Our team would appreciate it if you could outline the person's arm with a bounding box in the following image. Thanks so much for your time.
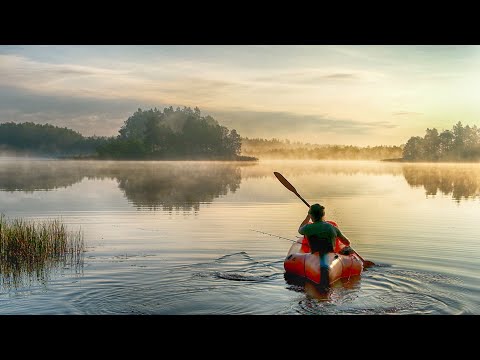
[298,213,311,235]
[335,227,351,246]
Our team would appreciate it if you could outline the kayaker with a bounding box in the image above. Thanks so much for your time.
[298,203,352,288]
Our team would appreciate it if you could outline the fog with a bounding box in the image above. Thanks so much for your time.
[1,159,479,205]
[241,138,402,160]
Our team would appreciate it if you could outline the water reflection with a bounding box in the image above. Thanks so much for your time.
[0,256,84,291]
[402,164,480,201]
[0,160,83,191]
[1,159,478,314]
[284,273,362,302]
[116,163,242,211]
[0,160,245,211]
[241,160,404,179]
[1,160,479,209]
[0,214,85,292]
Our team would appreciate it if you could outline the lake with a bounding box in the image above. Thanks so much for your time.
[0,159,478,314]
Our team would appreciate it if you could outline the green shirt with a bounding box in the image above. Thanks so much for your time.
[298,221,343,250]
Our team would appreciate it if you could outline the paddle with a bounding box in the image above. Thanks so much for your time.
[273,171,375,268]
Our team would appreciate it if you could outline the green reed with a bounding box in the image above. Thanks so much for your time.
[0,215,84,288]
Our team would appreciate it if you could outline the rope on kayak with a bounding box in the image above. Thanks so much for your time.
[249,229,300,243]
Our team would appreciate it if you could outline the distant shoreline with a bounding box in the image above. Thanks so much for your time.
[381,158,404,162]
[69,154,259,162]
[381,158,480,163]
[4,155,480,163]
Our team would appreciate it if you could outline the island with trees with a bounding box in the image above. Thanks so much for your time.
[96,106,252,160]
[0,106,255,161]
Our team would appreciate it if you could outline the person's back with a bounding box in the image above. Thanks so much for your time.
[298,204,351,288]
[298,221,337,254]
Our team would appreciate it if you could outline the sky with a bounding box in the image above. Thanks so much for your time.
[1,45,480,146]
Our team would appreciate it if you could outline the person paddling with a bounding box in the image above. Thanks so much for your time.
[298,203,353,288]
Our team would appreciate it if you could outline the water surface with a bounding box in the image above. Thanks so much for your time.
[0,159,478,314]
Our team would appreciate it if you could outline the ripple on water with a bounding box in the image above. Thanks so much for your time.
[61,251,287,314]
[10,250,473,315]
[279,261,475,315]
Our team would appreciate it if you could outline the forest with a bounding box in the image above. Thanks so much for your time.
[402,122,480,161]
[0,122,107,156]
[4,109,477,162]
[0,106,253,161]
[96,106,250,160]
[242,137,403,160]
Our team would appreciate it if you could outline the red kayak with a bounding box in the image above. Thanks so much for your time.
[284,221,363,285]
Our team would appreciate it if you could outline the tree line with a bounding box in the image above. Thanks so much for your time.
[3,110,477,162]
[242,137,403,160]
[96,106,249,160]
[0,106,254,160]
[0,122,107,156]
[403,122,480,161]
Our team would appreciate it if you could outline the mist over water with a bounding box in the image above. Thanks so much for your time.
[0,159,478,314]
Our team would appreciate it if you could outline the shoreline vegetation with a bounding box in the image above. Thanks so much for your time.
[0,215,85,286]
[1,106,479,162]
[241,138,403,160]
[70,154,258,161]
[402,122,480,162]
[0,106,255,161]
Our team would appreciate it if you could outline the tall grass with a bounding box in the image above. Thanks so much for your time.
[0,215,84,288]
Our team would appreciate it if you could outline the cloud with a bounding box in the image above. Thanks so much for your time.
[0,85,157,136]
[393,111,424,116]
[50,68,99,76]
[0,54,127,90]
[210,109,397,141]
[0,84,397,142]
[159,77,245,100]
[0,54,248,105]
[254,71,360,85]
[322,73,358,79]
[0,50,397,143]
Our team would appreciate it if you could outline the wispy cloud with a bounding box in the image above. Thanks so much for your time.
[211,109,397,140]
[393,111,424,116]
[0,84,397,141]
[323,73,357,79]
[0,54,249,104]
[0,85,152,136]
[253,70,371,86]
[0,54,127,85]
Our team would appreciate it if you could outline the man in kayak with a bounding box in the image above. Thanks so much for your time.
[298,203,352,288]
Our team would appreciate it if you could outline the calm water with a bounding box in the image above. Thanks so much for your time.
[0,159,479,314]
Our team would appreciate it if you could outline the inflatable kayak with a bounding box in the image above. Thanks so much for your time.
[284,221,363,285]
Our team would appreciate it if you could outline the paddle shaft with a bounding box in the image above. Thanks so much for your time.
[294,191,310,208]
[273,171,372,266]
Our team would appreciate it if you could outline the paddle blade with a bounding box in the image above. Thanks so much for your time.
[362,260,375,269]
[273,172,297,193]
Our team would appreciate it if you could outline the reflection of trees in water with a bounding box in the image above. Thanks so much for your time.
[402,164,480,201]
[241,161,404,179]
[0,161,85,191]
[3,160,478,208]
[116,163,242,211]
[0,215,85,291]
[1,256,84,291]
[244,162,480,202]
[0,160,243,211]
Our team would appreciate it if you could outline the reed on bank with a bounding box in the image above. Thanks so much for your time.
[0,215,84,282]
